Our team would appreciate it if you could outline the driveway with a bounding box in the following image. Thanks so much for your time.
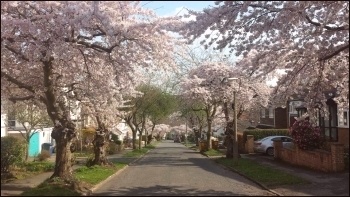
[92,140,275,196]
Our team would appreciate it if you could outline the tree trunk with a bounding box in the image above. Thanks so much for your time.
[50,121,76,180]
[207,119,212,150]
[90,128,111,166]
[132,130,137,149]
[25,140,29,162]
[225,121,234,158]
[138,132,142,150]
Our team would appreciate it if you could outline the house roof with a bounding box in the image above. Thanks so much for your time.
[111,128,123,135]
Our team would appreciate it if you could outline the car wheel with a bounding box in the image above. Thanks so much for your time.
[266,147,274,156]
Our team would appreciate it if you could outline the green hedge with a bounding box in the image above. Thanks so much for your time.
[243,129,290,142]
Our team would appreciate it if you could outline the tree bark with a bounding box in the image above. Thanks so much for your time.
[225,121,234,158]
[206,118,212,150]
[90,127,111,166]
[50,121,76,180]
[223,102,233,158]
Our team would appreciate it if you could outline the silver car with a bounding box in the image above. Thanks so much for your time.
[253,136,293,156]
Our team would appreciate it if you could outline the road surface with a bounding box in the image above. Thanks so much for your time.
[92,140,275,196]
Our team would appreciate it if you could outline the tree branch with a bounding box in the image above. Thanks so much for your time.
[302,11,349,31]
[1,71,35,93]
[3,45,30,61]
[319,43,349,61]
[9,95,35,102]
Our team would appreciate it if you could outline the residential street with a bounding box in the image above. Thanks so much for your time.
[92,140,275,196]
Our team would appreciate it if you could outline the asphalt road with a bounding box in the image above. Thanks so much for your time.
[92,140,275,196]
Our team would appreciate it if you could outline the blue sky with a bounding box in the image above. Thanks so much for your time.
[141,1,216,16]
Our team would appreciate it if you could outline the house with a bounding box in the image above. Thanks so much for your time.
[1,98,8,137]
[1,113,6,137]
[259,91,349,147]
[111,119,133,141]
[258,94,308,129]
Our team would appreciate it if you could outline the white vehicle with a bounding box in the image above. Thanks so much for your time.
[253,136,293,156]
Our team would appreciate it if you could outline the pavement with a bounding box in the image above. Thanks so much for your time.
[1,146,349,196]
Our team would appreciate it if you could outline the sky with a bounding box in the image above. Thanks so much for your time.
[141,1,216,17]
[141,1,280,86]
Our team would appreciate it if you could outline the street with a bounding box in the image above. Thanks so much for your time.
[92,140,275,196]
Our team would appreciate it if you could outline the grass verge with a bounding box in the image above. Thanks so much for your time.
[2,161,55,183]
[20,142,156,196]
[21,162,128,196]
[123,143,156,158]
[75,163,127,185]
[214,157,309,188]
[204,149,224,157]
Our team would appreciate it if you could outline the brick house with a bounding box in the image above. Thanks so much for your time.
[259,92,349,147]
[259,98,303,129]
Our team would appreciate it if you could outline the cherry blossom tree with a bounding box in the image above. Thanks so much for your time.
[178,1,349,120]
[1,1,179,181]
[151,124,170,140]
[77,63,127,166]
[180,62,270,153]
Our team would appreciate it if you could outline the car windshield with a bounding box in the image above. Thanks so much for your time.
[260,137,271,141]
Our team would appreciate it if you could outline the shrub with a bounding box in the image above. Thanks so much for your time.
[115,140,122,145]
[243,129,289,142]
[1,136,26,173]
[36,150,51,161]
[107,143,118,155]
[289,119,324,150]
[110,133,119,143]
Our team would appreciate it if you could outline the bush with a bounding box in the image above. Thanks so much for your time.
[107,143,118,155]
[115,140,122,145]
[243,129,289,142]
[36,150,51,161]
[289,119,324,150]
[110,133,119,143]
[1,136,26,173]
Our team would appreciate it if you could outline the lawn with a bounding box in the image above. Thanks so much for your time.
[2,161,55,183]
[18,142,159,196]
[75,163,127,185]
[214,157,309,187]
[123,144,156,158]
[204,149,224,156]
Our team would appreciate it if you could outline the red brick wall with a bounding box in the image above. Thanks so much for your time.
[274,141,345,172]
[338,127,349,147]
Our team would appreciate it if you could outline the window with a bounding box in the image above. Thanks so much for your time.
[338,108,349,128]
[319,99,338,142]
[261,108,265,118]
[8,120,15,127]
[269,108,274,118]
[289,102,298,114]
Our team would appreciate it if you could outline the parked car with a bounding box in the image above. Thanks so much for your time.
[253,136,293,156]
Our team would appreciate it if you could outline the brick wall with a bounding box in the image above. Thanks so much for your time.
[338,127,349,148]
[274,141,345,172]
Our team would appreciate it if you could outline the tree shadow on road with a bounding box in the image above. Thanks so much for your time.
[93,185,241,196]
